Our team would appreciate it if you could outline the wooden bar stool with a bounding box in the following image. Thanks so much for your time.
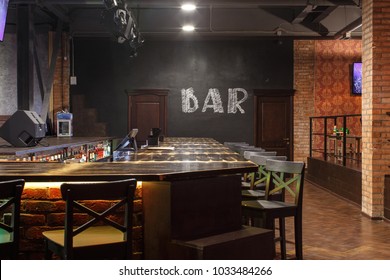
[241,155,287,200]
[238,146,265,156]
[241,151,277,189]
[242,159,305,259]
[229,143,251,153]
[42,178,137,260]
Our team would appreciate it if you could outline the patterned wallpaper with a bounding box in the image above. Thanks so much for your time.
[314,40,362,116]
[312,40,362,156]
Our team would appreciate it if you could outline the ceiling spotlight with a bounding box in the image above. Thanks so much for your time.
[182,25,195,32]
[181,3,196,11]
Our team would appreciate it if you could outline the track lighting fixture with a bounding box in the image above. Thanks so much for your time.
[102,0,144,58]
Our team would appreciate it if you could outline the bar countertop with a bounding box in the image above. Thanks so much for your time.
[0,137,257,182]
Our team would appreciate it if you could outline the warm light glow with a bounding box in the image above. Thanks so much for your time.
[25,182,64,188]
[182,25,195,32]
[181,3,196,11]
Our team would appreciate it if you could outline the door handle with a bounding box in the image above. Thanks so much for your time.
[282,138,290,141]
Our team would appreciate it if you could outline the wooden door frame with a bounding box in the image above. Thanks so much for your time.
[126,89,169,135]
[253,89,295,160]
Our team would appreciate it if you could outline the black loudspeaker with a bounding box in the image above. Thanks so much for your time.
[0,110,46,147]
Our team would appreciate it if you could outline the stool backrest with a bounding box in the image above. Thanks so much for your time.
[225,143,250,153]
[249,155,286,187]
[239,147,266,156]
[224,142,248,147]
[60,178,137,259]
[247,152,279,162]
[0,179,25,259]
[264,159,305,206]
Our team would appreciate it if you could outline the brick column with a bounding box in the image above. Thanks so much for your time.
[293,40,315,163]
[53,33,70,115]
[49,32,70,134]
[361,0,390,218]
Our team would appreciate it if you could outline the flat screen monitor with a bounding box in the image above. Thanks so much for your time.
[351,62,362,95]
[0,0,9,42]
[115,128,138,151]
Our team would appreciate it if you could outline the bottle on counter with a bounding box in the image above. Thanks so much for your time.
[333,125,338,135]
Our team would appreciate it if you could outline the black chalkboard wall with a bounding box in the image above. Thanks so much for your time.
[71,38,293,144]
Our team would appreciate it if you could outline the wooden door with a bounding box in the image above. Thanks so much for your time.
[127,89,168,146]
[254,89,294,160]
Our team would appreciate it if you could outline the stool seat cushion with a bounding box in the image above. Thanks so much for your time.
[42,226,125,248]
[241,190,266,200]
[0,228,11,243]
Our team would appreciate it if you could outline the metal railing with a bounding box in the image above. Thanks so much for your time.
[309,114,362,167]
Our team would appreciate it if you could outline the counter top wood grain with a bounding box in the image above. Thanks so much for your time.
[0,137,257,182]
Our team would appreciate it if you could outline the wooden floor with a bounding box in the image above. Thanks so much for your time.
[280,180,390,260]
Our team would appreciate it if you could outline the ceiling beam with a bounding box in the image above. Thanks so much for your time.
[9,0,360,7]
[311,6,338,23]
[292,5,314,24]
[128,0,360,6]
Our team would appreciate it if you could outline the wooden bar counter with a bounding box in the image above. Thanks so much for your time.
[0,137,256,181]
[0,137,274,259]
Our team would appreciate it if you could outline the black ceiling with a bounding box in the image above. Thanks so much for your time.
[6,0,362,40]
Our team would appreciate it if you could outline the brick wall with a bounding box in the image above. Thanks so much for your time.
[293,40,363,164]
[18,184,144,259]
[293,40,315,163]
[361,0,390,218]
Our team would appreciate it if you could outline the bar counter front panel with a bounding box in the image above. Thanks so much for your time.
[0,137,269,259]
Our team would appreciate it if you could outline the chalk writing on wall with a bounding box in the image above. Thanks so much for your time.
[181,87,199,113]
[181,87,248,114]
[202,88,224,113]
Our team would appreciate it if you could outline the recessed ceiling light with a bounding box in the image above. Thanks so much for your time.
[181,3,196,11]
[182,25,195,32]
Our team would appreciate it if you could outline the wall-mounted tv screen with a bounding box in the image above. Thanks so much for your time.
[0,0,9,42]
[351,62,362,95]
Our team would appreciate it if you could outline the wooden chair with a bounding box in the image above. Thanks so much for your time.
[238,146,265,156]
[242,159,305,259]
[241,151,277,188]
[224,142,252,153]
[42,178,137,260]
[241,155,287,200]
[0,179,25,260]
[243,150,275,160]
[223,141,248,147]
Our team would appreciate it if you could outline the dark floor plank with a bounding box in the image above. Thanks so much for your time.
[279,180,390,260]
